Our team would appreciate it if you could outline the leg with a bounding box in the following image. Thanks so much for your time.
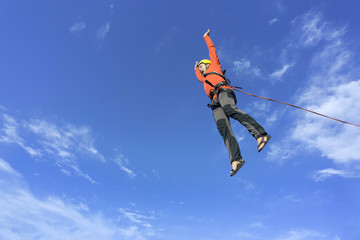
[212,106,242,163]
[218,90,267,140]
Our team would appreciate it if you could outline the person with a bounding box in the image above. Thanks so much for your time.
[194,29,271,177]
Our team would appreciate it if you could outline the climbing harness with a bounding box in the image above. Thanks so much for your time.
[231,87,360,127]
[204,70,241,88]
[204,71,242,99]
[203,71,236,108]
[205,79,228,99]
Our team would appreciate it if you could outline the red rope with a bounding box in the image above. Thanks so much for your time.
[232,87,360,127]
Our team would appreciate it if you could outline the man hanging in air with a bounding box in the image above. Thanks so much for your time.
[195,29,271,177]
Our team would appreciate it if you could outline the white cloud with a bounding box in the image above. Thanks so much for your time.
[269,18,279,25]
[0,113,106,183]
[235,223,331,240]
[266,141,298,164]
[236,136,244,142]
[242,99,282,128]
[299,12,324,46]
[270,63,293,80]
[293,11,346,48]
[291,81,360,164]
[274,229,326,240]
[266,110,280,125]
[118,208,155,228]
[114,153,136,178]
[233,58,262,78]
[311,168,360,182]
[249,221,267,228]
[234,58,251,71]
[97,22,110,40]
[0,158,20,177]
[267,11,360,176]
[0,159,158,240]
[70,21,86,33]
[0,114,41,157]
[309,40,350,78]
[246,101,271,114]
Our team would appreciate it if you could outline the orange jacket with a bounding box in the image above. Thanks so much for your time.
[195,35,233,100]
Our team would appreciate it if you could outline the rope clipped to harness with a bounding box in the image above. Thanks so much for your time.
[204,71,243,89]
[232,87,360,127]
[203,70,243,109]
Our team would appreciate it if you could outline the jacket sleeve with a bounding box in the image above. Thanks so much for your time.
[195,67,206,83]
[204,35,220,66]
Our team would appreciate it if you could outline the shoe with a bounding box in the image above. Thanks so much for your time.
[230,158,245,177]
[257,135,271,152]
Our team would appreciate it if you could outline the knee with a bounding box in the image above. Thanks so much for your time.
[222,104,235,116]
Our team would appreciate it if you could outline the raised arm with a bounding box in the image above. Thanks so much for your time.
[203,30,220,66]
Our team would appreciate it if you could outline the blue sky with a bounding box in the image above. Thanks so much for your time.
[1,0,360,239]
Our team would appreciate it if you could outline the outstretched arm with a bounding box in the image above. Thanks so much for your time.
[203,29,221,67]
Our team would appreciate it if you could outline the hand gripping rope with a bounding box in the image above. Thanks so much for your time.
[231,86,360,127]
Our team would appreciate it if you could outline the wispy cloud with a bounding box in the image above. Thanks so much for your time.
[266,11,360,177]
[266,141,298,164]
[311,168,360,182]
[235,222,331,240]
[97,22,111,40]
[0,114,41,157]
[70,21,86,33]
[292,81,360,163]
[269,18,279,25]
[113,152,136,178]
[292,11,347,49]
[249,221,267,229]
[234,58,251,71]
[233,58,262,78]
[274,229,326,240]
[270,63,293,80]
[0,113,105,183]
[0,158,20,177]
[118,208,155,229]
[0,159,160,240]
[298,12,325,47]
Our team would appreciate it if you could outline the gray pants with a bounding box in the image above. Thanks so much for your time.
[211,89,267,163]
